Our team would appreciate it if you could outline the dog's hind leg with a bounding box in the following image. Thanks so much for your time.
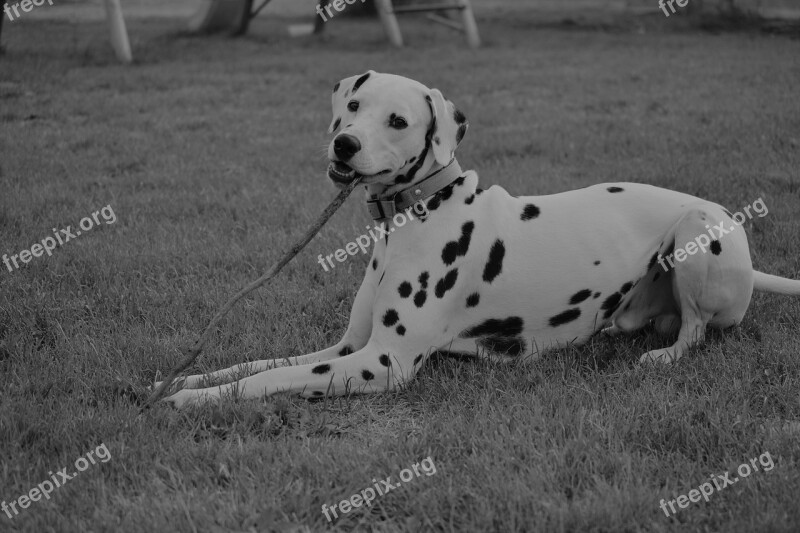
[640,205,753,363]
[155,260,380,390]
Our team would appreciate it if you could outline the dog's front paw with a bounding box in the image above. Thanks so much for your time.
[162,389,219,409]
[151,376,187,394]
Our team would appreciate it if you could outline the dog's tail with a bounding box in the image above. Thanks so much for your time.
[753,271,800,295]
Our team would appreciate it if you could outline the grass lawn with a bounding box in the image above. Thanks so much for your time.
[1,8,799,532]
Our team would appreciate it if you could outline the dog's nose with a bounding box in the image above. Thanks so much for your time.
[333,134,361,161]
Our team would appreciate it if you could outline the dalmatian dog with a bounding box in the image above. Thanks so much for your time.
[161,71,800,408]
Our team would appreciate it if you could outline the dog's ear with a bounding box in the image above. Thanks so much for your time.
[426,88,469,165]
[328,70,376,134]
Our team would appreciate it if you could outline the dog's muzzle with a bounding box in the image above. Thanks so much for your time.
[329,134,362,183]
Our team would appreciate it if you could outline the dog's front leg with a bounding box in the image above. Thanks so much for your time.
[155,253,380,390]
[163,339,429,408]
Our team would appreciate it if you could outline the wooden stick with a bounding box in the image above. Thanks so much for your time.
[143,177,362,409]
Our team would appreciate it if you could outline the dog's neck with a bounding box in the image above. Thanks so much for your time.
[363,158,463,221]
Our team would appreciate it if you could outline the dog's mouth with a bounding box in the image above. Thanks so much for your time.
[328,161,392,184]
[328,161,358,183]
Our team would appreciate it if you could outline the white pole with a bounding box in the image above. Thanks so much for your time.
[104,0,132,63]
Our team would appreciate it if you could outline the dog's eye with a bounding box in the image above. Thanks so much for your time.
[389,116,408,129]
[347,100,359,112]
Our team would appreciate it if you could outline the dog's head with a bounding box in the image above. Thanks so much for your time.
[326,71,468,192]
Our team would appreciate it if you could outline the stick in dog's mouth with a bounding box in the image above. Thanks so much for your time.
[328,161,392,184]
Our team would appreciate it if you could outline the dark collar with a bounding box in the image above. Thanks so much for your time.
[366,159,463,220]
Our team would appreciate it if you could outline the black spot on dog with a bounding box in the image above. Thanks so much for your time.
[602,293,622,310]
[419,271,429,288]
[594,292,601,299]
[332,82,340,93]
[456,123,467,144]
[607,187,624,193]
[434,136,440,145]
[414,290,427,308]
[396,325,406,336]
[594,260,601,266]
[395,174,410,184]
[455,176,466,186]
[475,188,484,195]
[435,268,459,298]
[398,282,412,298]
[352,72,371,93]
[466,292,480,307]
[569,289,592,305]
[461,317,524,338]
[427,195,441,211]
[620,282,633,294]
[413,354,423,366]
[521,204,540,221]
[465,194,475,205]
[372,258,378,270]
[549,308,581,327]
[312,364,331,374]
[379,272,385,285]
[454,107,466,125]
[439,183,455,202]
[362,370,374,381]
[409,156,417,163]
[710,240,722,255]
[332,117,341,131]
[648,252,659,270]
[338,345,353,356]
[462,317,526,356]
[379,354,390,367]
[601,293,622,319]
[442,221,475,265]
[382,309,399,327]
[482,240,505,283]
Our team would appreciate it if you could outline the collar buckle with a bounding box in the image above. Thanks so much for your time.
[366,198,397,220]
